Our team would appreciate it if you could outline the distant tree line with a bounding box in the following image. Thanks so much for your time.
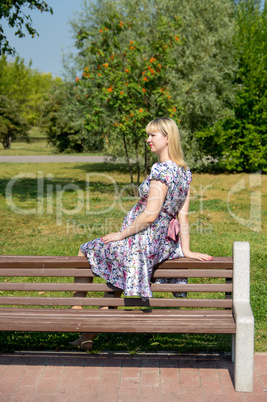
[1,0,266,175]
[0,55,60,148]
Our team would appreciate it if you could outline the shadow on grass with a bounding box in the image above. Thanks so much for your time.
[0,173,133,203]
[0,331,231,355]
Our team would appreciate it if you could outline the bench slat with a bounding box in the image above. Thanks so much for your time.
[153,269,233,278]
[0,268,233,278]
[0,255,233,269]
[0,283,233,292]
[0,308,236,333]
[0,296,233,308]
[0,269,94,277]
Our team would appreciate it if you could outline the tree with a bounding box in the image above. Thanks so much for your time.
[0,0,53,55]
[0,55,61,148]
[65,0,236,175]
[196,0,267,172]
[72,4,181,192]
[0,95,29,148]
[39,81,90,154]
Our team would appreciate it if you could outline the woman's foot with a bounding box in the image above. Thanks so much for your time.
[69,334,96,350]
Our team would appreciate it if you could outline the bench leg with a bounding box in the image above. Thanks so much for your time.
[231,334,235,363]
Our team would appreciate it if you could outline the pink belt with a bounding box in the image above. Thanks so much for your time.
[138,198,180,242]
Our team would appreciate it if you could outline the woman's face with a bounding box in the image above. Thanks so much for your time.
[147,130,168,155]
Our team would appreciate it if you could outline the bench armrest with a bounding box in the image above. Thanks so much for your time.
[233,301,254,326]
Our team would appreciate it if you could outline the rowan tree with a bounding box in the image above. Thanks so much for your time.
[73,7,182,192]
[66,0,236,175]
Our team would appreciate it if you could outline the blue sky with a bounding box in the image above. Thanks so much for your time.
[1,0,84,78]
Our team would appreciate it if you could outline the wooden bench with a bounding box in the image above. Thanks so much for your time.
[0,241,254,392]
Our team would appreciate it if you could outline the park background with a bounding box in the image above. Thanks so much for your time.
[0,0,266,353]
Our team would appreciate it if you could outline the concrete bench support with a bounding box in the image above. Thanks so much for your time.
[233,241,254,392]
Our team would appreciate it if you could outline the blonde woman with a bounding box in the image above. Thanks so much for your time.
[71,117,212,350]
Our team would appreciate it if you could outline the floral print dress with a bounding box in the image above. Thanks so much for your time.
[80,161,192,299]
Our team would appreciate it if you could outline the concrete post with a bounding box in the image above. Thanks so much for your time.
[233,241,254,392]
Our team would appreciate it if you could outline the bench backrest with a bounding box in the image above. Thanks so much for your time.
[0,256,233,310]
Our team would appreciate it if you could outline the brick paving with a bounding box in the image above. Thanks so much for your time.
[0,352,266,401]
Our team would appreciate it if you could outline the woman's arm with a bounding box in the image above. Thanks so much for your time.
[102,180,168,243]
[178,188,213,261]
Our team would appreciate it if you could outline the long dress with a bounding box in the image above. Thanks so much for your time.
[80,161,192,299]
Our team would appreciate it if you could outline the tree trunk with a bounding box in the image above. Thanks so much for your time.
[135,138,140,188]
[122,133,137,196]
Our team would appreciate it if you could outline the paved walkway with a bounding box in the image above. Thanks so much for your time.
[0,352,266,401]
[0,155,108,163]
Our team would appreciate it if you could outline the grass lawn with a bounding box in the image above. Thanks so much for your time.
[0,127,103,156]
[0,162,266,354]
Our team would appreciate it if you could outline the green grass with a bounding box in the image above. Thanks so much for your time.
[0,162,266,354]
[0,127,103,156]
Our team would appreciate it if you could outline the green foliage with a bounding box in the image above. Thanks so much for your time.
[0,55,59,126]
[0,55,61,148]
[0,94,29,148]
[0,0,53,55]
[64,0,236,176]
[71,2,182,189]
[39,82,89,153]
[196,0,267,172]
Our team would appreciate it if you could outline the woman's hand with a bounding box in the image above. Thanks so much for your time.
[101,232,124,243]
[183,250,213,261]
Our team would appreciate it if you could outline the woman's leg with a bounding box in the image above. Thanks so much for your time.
[70,248,123,350]
[72,248,91,308]
[69,248,97,349]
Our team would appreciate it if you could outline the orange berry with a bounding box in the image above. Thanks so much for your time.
[143,77,148,81]
[125,68,129,73]
[99,29,103,33]
[175,36,179,41]
[142,88,146,93]
[107,86,113,92]
[75,77,80,82]
[139,108,143,113]
[120,91,124,95]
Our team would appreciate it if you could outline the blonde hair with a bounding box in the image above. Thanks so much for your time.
[146,117,187,168]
